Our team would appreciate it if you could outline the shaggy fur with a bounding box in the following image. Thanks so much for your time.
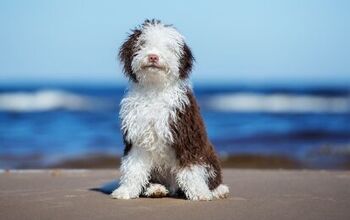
[111,19,229,200]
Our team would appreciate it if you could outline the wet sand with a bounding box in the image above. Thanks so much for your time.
[4,152,350,170]
[48,154,302,169]
[0,154,302,169]
[1,169,350,220]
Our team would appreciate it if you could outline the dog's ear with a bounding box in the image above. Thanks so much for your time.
[179,43,195,79]
[119,29,142,82]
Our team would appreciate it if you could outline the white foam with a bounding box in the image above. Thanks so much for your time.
[207,93,350,113]
[0,90,100,112]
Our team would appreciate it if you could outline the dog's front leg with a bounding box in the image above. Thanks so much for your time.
[111,148,152,199]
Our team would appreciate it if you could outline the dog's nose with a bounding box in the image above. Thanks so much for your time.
[148,54,159,63]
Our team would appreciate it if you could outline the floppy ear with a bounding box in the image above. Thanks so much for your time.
[179,43,195,79]
[119,29,142,82]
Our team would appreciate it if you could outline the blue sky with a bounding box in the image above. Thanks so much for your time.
[0,0,349,85]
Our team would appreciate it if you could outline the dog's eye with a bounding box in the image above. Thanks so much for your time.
[133,40,145,53]
[136,40,146,50]
[139,40,146,46]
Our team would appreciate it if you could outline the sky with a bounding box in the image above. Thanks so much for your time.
[0,0,349,86]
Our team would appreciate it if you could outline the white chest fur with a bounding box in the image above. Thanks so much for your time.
[120,81,190,156]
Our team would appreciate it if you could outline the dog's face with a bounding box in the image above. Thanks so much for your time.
[119,20,194,85]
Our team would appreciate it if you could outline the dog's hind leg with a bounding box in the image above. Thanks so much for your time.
[176,165,213,201]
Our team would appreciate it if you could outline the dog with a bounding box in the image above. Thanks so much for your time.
[111,19,229,200]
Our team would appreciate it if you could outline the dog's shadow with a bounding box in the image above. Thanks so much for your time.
[90,180,120,195]
[90,180,186,199]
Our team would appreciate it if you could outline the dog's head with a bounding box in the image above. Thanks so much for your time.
[119,19,194,85]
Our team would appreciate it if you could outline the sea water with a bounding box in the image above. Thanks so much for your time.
[0,84,349,169]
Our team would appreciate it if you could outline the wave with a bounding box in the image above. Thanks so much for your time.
[0,90,111,112]
[2,90,350,113]
[207,93,350,113]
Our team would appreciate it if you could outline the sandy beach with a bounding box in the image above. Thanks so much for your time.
[1,169,350,220]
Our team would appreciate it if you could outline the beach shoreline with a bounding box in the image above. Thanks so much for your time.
[3,152,350,170]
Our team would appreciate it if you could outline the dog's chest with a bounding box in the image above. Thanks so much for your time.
[120,89,178,153]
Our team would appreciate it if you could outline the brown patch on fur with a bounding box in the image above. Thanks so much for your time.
[170,90,222,190]
[179,43,194,79]
[119,29,141,82]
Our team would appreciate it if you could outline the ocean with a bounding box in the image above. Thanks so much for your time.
[1,84,350,169]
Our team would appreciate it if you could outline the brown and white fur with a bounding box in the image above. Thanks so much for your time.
[111,20,229,200]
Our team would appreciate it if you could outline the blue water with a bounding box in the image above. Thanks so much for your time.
[1,85,350,169]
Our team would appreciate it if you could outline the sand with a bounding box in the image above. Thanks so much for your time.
[1,169,350,220]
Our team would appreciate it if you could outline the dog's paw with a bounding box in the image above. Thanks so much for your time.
[143,183,168,198]
[111,186,139,200]
[212,184,230,199]
[191,194,213,201]
[186,192,213,201]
